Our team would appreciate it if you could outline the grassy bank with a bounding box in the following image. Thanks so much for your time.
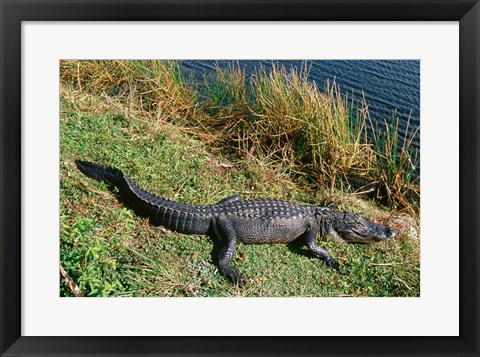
[60,60,420,297]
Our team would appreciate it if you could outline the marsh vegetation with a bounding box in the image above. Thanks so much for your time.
[60,60,419,297]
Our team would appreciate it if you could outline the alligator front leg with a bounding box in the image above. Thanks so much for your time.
[304,224,340,271]
[210,215,245,287]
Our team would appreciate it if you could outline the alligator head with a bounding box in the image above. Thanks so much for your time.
[316,209,396,243]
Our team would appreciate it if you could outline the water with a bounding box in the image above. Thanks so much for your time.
[181,59,420,156]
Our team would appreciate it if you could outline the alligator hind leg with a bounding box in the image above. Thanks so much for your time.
[210,216,245,287]
[304,225,340,271]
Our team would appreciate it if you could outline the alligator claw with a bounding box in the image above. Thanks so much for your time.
[326,258,340,271]
[222,266,245,287]
[236,275,245,288]
[233,271,246,288]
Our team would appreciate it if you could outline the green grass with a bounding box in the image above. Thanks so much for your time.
[60,60,420,297]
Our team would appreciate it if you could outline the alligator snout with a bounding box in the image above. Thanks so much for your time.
[329,211,397,243]
[372,225,396,241]
[385,227,396,239]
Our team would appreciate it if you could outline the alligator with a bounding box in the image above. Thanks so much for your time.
[75,160,396,286]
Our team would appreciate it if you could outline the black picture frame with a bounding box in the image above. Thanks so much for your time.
[1,0,478,356]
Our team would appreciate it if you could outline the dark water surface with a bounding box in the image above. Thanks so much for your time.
[181,60,420,154]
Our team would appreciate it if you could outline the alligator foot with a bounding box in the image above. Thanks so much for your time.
[219,266,245,287]
[324,257,340,271]
[319,253,340,272]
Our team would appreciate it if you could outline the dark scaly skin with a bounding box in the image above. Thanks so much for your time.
[75,160,396,286]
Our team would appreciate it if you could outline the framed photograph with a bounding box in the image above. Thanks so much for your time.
[1,0,478,356]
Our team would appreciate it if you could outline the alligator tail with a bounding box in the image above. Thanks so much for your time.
[75,159,154,218]
[75,160,124,187]
[75,160,211,234]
